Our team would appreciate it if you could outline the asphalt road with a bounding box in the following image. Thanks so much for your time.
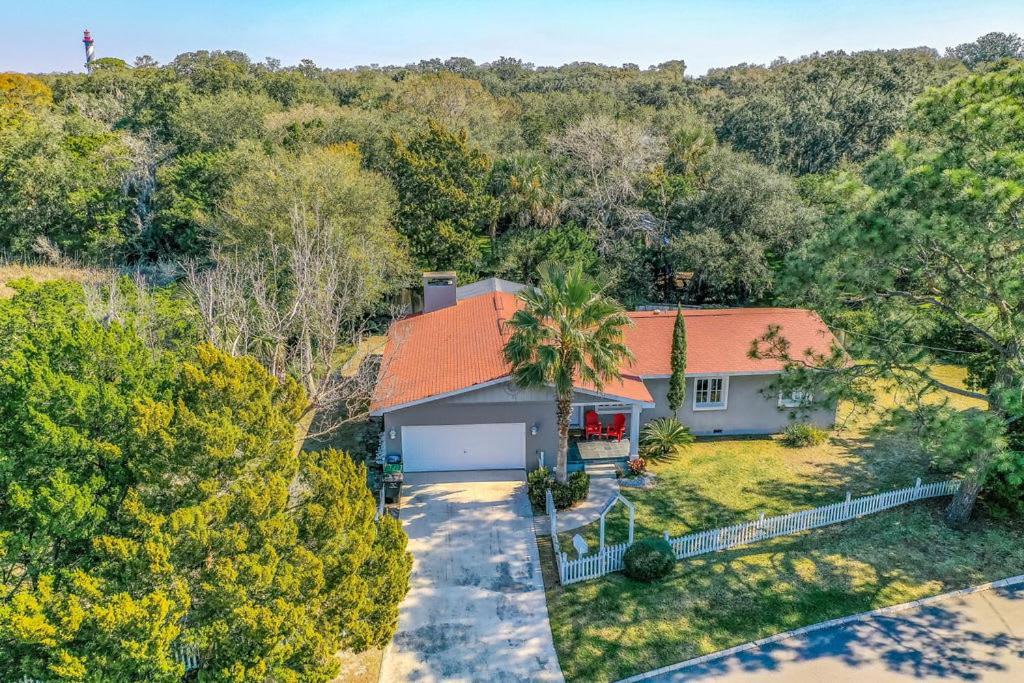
[643,583,1024,682]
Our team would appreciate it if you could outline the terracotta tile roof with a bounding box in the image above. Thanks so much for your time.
[623,308,839,377]
[370,289,840,414]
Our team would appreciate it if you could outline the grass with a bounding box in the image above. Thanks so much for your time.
[544,365,1022,683]
[0,260,112,297]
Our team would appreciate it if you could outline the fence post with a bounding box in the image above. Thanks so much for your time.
[914,477,922,498]
[844,491,851,516]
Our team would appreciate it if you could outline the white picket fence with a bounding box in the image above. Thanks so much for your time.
[556,478,961,585]
[546,489,561,556]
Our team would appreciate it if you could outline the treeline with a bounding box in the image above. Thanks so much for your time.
[2,32,1018,308]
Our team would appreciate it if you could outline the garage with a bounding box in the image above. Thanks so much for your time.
[400,423,526,472]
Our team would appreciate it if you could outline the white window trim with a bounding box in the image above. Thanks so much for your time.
[779,389,812,409]
[693,376,728,411]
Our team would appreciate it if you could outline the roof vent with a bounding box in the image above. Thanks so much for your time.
[422,271,457,313]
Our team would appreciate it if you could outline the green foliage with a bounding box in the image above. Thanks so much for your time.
[0,111,133,258]
[212,142,410,314]
[640,418,695,458]
[526,467,591,510]
[504,262,633,481]
[148,147,255,257]
[527,467,553,508]
[666,145,821,303]
[491,222,596,284]
[0,73,53,113]
[946,32,1024,69]
[386,120,498,273]
[780,422,828,448]
[0,282,411,681]
[667,307,687,411]
[781,60,1024,521]
[716,49,964,175]
[622,538,675,582]
[167,90,276,153]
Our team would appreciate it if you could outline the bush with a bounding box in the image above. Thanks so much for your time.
[623,538,675,582]
[527,467,552,508]
[628,457,647,476]
[781,422,828,447]
[641,417,694,458]
[527,467,590,510]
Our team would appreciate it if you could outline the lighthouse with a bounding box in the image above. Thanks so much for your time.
[83,29,95,71]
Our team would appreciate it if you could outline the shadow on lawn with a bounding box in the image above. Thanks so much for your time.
[550,516,1024,683]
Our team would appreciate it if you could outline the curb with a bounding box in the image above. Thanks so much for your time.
[615,574,1024,683]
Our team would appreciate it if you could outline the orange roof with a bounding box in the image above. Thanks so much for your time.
[623,308,839,377]
[370,291,840,414]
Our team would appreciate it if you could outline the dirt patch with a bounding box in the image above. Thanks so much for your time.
[333,647,383,683]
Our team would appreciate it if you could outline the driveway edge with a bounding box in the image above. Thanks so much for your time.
[615,573,1024,683]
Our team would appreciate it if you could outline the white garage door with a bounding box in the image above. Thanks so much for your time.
[401,423,526,472]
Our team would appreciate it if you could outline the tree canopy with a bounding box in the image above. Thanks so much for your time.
[769,61,1024,524]
[0,280,410,681]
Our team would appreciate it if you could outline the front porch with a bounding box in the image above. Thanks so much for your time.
[564,401,640,473]
[570,436,631,462]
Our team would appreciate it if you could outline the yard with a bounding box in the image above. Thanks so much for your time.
[544,366,1024,682]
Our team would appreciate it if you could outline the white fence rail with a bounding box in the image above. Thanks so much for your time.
[557,478,960,585]
[546,489,560,556]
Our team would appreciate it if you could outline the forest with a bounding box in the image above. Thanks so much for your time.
[4,33,1018,305]
[1,29,1023,682]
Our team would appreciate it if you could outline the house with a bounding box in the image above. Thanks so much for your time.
[370,273,839,473]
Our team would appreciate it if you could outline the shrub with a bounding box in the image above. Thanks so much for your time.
[781,422,828,447]
[527,467,552,508]
[641,417,694,458]
[623,538,675,582]
[527,468,590,510]
[628,457,647,476]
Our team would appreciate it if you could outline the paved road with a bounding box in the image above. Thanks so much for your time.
[643,583,1024,682]
[380,470,563,683]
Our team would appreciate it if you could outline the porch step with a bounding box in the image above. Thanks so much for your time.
[584,462,620,479]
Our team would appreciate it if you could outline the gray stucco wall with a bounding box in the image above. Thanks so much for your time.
[382,397,558,470]
[382,374,837,470]
[640,375,836,436]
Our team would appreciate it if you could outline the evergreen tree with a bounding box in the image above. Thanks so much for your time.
[667,306,687,412]
[386,120,498,274]
[0,280,411,681]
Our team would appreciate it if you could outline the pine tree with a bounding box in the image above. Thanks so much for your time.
[667,306,687,413]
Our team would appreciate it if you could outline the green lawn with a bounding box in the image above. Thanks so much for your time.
[545,366,1024,683]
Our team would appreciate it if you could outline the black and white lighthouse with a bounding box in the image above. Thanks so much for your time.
[83,29,95,71]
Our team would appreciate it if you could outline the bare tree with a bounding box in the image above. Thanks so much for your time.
[549,115,664,252]
[185,206,402,438]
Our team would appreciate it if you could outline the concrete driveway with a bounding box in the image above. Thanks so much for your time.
[380,470,563,682]
[641,583,1024,682]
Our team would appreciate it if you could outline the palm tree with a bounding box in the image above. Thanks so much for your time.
[504,262,634,482]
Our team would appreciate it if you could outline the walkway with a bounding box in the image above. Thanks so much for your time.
[380,470,563,683]
[555,474,619,532]
[633,579,1024,682]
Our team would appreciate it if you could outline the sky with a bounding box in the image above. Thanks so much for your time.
[3,1,1023,75]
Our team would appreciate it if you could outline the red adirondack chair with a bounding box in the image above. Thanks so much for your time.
[584,410,603,439]
[604,413,627,441]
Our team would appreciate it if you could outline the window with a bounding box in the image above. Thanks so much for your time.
[693,377,727,410]
[779,389,811,409]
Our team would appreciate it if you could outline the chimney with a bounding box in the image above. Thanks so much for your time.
[422,271,457,313]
